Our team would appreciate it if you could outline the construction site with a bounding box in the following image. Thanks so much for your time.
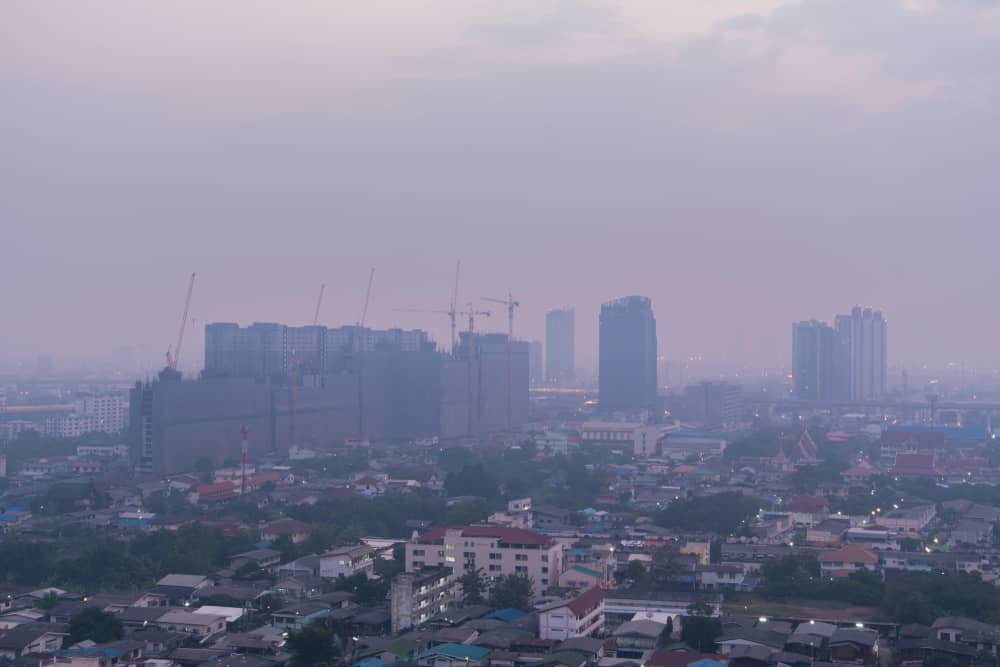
[129,267,530,476]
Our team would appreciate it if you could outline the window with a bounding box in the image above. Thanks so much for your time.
[515,566,528,574]
[515,554,528,561]
[490,553,502,560]
[541,567,549,574]
[542,555,549,563]
[489,565,501,572]
[413,549,425,556]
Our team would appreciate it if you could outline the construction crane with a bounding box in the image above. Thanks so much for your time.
[396,304,489,436]
[482,293,520,430]
[313,283,326,326]
[355,268,376,438]
[356,268,376,351]
[449,260,461,352]
[165,272,196,370]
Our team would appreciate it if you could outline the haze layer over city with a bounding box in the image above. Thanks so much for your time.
[4,3,1000,667]
[5,1,1000,374]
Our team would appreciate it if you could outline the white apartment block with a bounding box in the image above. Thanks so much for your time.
[539,586,605,640]
[405,526,563,596]
[319,544,377,579]
[75,395,128,433]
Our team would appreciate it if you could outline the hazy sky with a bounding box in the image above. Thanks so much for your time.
[4,0,1000,372]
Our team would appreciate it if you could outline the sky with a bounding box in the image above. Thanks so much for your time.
[4,0,1000,373]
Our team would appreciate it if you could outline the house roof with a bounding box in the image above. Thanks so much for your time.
[647,651,724,667]
[543,586,604,618]
[830,628,878,648]
[614,619,665,638]
[786,495,828,513]
[415,643,490,661]
[260,519,310,535]
[818,544,878,565]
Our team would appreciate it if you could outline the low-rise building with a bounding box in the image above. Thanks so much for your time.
[818,544,878,577]
[320,545,377,580]
[405,526,563,596]
[538,587,605,641]
[157,610,227,637]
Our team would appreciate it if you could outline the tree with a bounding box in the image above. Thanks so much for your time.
[444,464,499,499]
[285,622,340,667]
[459,568,487,604]
[624,560,647,584]
[681,603,721,652]
[488,573,534,610]
[659,616,674,646]
[69,608,124,644]
[656,492,763,536]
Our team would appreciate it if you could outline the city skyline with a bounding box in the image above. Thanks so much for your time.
[6,1,1000,369]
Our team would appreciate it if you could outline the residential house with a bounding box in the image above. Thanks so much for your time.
[558,565,604,591]
[156,609,227,637]
[818,545,878,577]
[0,625,66,659]
[612,619,665,660]
[933,617,1000,656]
[829,627,879,664]
[271,602,332,630]
[538,587,605,641]
[414,643,491,667]
[259,519,311,544]
[229,549,281,572]
[879,505,936,533]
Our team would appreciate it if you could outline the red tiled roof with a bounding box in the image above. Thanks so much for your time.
[844,465,881,476]
[787,495,829,513]
[819,544,879,565]
[416,525,552,545]
[261,519,310,535]
[195,482,237,494]
[252,473,283,484]
[892,453,938,475]
[546,586,604,617]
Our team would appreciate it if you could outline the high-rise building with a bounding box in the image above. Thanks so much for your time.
[792,320,837,400]
[528,341,543,386]
[669,381,744,427]
[835,307,888,401]
[204,323,430,379]
[598,296,658,412]
[545,308,575,384]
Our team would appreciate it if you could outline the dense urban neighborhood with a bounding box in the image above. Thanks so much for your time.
[2,374,1000,667]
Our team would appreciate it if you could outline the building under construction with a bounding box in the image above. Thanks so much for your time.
[129,323,529,476]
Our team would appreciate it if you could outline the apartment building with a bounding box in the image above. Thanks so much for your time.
[319,545,377,579]
[390,567,460,634]
[405,526,563,595]
[538,586,605,640]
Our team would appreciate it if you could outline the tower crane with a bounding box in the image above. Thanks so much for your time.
[165,273,196,371]
[482,293,520,430]
[395,304,489,436]
[356,268,376,438]
[313,283,326,326]
[449,260,461,353]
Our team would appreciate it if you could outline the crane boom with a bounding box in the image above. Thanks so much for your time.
[313,283,326,326]
[169,273,196,370]
[359,268,375,328]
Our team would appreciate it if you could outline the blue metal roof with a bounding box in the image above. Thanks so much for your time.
[486,608,527,622]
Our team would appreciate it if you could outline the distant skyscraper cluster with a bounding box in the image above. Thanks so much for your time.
[545,308,575,384]
[599,296,658,411]
[792,307,887,401]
